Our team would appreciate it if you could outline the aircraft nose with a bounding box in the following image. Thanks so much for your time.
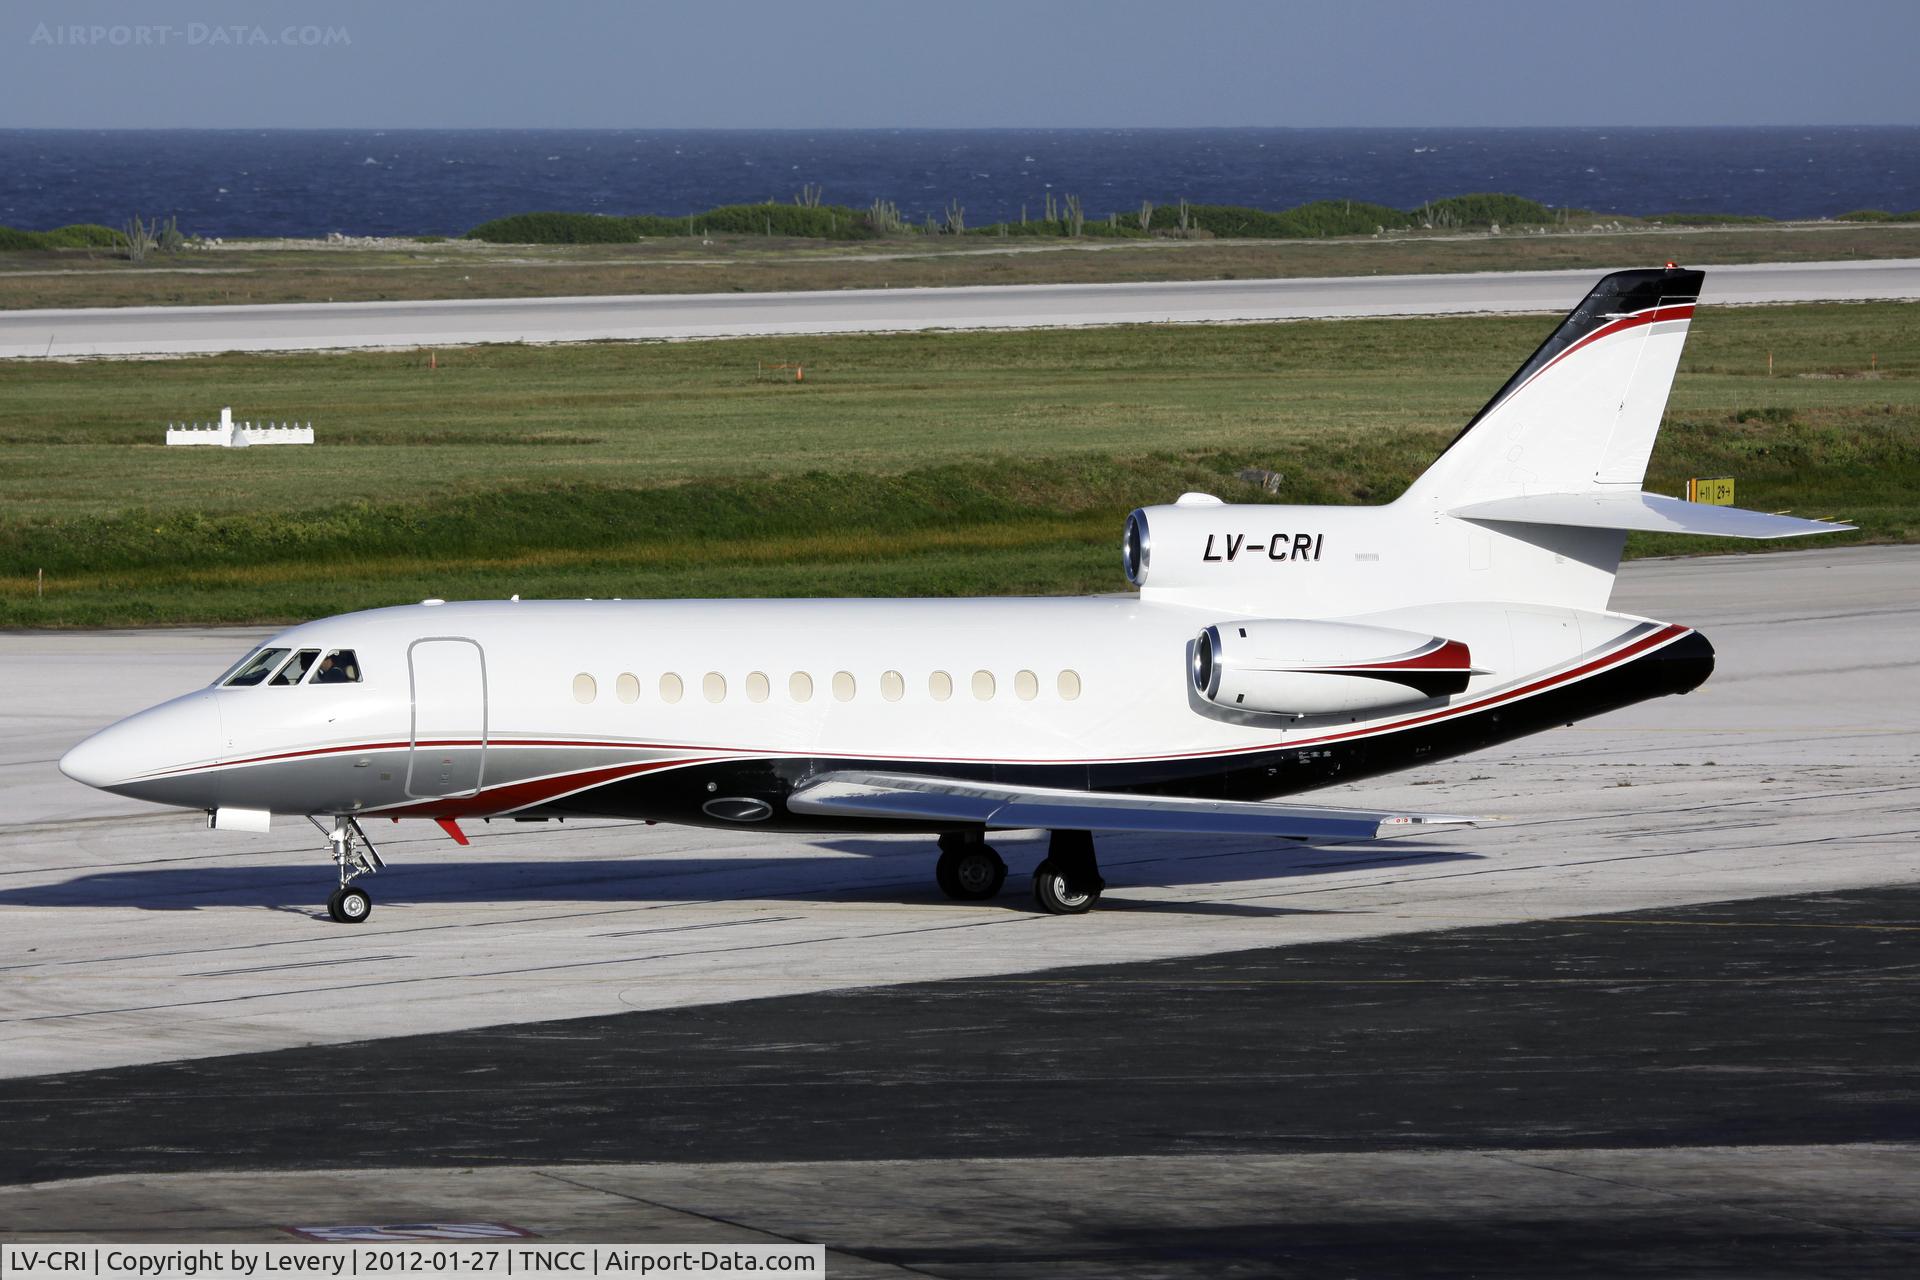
[60,690,223,794]
[57,730,124,790]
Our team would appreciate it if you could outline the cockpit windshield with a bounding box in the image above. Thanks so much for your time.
[269,649,321,686]
[222,648,291,687]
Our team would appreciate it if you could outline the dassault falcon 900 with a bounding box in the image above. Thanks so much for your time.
[61,267,1853,922]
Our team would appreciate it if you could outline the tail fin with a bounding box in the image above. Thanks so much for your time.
[1401,266,1703,508]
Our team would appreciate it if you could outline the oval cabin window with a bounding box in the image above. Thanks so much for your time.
[789,672,813,702]
[881,670,905,702]
[703,672,727,703]
[660,673,684,704]
[1057,670,1083,701]
[929,671,953,701]
[1014,670,1039,701]
[972,670,996,701]
[746,671,770,703]
[616,673,641,704]
[833,671,857,702]
[573,673,597,704]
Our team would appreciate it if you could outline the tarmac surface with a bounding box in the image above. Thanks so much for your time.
[2,545,1916,1272]
[3,257,1918,357]
[1,885,1917,1275]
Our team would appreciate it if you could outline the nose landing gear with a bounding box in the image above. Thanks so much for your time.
[309,814,385,923]
[1032,829,1104,915]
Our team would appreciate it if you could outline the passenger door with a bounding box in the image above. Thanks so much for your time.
[406,638,487,799]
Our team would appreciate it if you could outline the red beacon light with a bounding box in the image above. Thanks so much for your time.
[1665,260,1679,269]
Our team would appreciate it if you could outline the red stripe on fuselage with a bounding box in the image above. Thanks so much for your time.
[374,757,722,818]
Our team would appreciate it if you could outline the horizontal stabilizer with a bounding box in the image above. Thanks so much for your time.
[1450,491,1855,539]
[788,770,1476,841]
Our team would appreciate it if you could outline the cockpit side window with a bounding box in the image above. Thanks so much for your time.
[309,649,363,684]
[223,647,291,688]
[270,649,321,686]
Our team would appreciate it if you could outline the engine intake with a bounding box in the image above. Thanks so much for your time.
[1194,619,1473,717]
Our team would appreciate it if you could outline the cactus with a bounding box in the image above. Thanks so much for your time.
[1064,194,1084,237]
[1139,199,1154,232]
[943,198,965,236]
[867,198,903,235]
[157,215,185,254]
[121,215,152,262]
[793,183,824,208]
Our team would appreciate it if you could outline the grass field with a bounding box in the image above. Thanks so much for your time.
[4,222,1920,310]
[1,300,1911,627]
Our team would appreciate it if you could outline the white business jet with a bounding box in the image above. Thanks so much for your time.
[61,267,1852,922]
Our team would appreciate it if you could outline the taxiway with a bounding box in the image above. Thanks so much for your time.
[2,257,1917,357]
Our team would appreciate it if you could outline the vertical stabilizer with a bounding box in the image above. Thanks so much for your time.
[1401,267,1704,509]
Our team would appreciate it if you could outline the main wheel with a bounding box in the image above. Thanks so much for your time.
[1031,858,1099,915]
[936,844,1007,900]
[327,885,372,924]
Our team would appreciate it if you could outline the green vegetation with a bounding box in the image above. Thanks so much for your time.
[1836,208,1920,222]
[0,222,123,251]
[1413,193,1558,228]
[466,203,875,243]
[1,301,1910,627]
[462,191,1697,245]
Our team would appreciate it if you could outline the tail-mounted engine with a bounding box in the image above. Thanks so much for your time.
[1193,619,1473,718]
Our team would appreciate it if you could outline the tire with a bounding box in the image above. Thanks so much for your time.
[1031,858,1099,915]
[327,885,372,924]
[936,844,1007,900]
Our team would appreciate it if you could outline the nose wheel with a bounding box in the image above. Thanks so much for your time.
[309,814,385,923]
[1032,830,1104,915]
[327,884,372,923]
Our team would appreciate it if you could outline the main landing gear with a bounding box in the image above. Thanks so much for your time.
[309,814,385,923]
[933,829,1105,914]
[935,831,1008,900]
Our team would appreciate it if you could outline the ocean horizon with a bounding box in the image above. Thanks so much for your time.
[3,126,1916,239]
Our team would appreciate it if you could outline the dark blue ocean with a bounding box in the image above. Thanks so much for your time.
[3,127,1916,239]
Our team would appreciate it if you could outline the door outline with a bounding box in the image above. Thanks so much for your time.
[405,636,488,799]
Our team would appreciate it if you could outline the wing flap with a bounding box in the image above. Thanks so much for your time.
[1450,491,1854,539]
[787,770,1475,841]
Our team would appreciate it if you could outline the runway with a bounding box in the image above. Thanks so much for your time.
[2,546,1915,1269]
[4,257,1918,357]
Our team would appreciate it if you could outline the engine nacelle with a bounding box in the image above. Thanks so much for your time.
[1122,500,1329,591]
[1193,619,1474,717]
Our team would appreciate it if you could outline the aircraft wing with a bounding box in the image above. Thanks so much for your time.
[786,770,1476,841]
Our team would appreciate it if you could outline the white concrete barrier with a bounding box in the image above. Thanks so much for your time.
[165,406,313,447]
